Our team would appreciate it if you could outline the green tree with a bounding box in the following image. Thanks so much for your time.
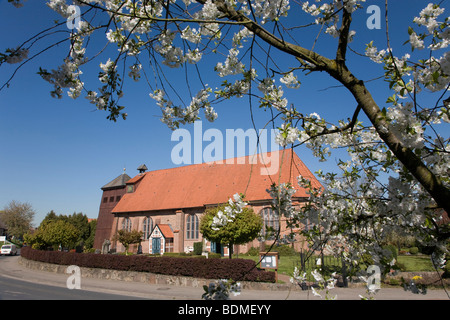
[84,219,97,250]
[113,229,143,255]
[41,220,80,250]
[23,229,46,250]
[40,210,59,227]
[200,205,262,259]
[38,211,92,249]
[0,200,35,240]
[67,212,90,246]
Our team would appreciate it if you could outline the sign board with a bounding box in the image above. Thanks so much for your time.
[259,252,279,269]
[0,236,5,242]
[260,252,279,282]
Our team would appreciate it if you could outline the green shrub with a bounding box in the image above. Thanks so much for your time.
[409,247,419,255]
[163,252,206,258]
[265,244,296,256]
[193,242,203,255]
[415,241,434,255]
[387,278,401,286]
[245,247,260,256]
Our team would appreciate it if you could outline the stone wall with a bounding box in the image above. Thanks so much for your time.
[18,256,297,291]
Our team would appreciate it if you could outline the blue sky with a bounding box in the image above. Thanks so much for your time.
[0,0,445,226]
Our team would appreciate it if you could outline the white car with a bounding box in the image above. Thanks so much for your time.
[1,244,18,256]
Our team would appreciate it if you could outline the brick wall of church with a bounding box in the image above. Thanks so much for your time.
[109,203,307,255]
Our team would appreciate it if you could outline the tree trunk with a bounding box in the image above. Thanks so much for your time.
[229,243,233,259]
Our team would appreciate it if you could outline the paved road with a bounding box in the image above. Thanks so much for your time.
[0,255,204,300]
[0,274,143,300]
[1,255,449,301]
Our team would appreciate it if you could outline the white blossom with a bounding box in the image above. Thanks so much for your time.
[409,32,425,50]
[3,47,29,64]
[211,193,247,230]
[413,3,445,33]
[128,63,142,81]
[186,49,203,64]
[280,72,301,89]
[215,48,245,77]
[199,0,220,20]
[202,279,241,300]
[46,0,70,18]
[251,0,290,23]
[180,26,202,44]
[275,123,300,147]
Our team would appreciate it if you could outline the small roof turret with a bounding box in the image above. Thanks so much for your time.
[137,164,148,174]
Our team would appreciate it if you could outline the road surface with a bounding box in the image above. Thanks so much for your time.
[0,274,144,300]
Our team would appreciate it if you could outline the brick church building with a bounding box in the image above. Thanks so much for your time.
[93,149,321,256]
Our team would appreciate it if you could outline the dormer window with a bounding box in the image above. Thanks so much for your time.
[127,185,134,193]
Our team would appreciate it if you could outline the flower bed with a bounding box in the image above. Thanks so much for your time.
[20,247,275,283]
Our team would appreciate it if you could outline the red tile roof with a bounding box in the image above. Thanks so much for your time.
[156,224,174,238]
[112,150,321,213]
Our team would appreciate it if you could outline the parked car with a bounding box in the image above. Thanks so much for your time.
[1,244,18,256]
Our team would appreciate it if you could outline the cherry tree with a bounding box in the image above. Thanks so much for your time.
[1,0,449,281]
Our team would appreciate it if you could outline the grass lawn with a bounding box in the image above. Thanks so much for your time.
[236,254,341,280]
[397,254,436,272]
[236,253,436,279]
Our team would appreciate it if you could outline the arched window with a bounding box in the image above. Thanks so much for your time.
[186,214,199,240]
[142,217,153,240]
[122,217,132,232]
[260,208,279,239]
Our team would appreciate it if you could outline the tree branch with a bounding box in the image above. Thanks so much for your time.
[336,4,352,64]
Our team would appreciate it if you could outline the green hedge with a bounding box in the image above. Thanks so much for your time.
[21,247,275,283]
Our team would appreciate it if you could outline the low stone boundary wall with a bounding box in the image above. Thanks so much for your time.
[18,257,297,291]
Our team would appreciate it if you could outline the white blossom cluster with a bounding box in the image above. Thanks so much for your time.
[365,4,449,93]
[280,72,301,89]
[267,182,297,219]
[274,123,300,147]
[301,0,364,40]
[210,193,247,230]
[47,0,72,18]
[1,47,29,64]
[290,266,307,285]
[202,279,241,300]
[215,48,245,77]
[310,268,337,299]
[413,3,446,34]
[257,77,288,111]
[290,260,337,299]
[150,87,216,129]
[251,0,290,23]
